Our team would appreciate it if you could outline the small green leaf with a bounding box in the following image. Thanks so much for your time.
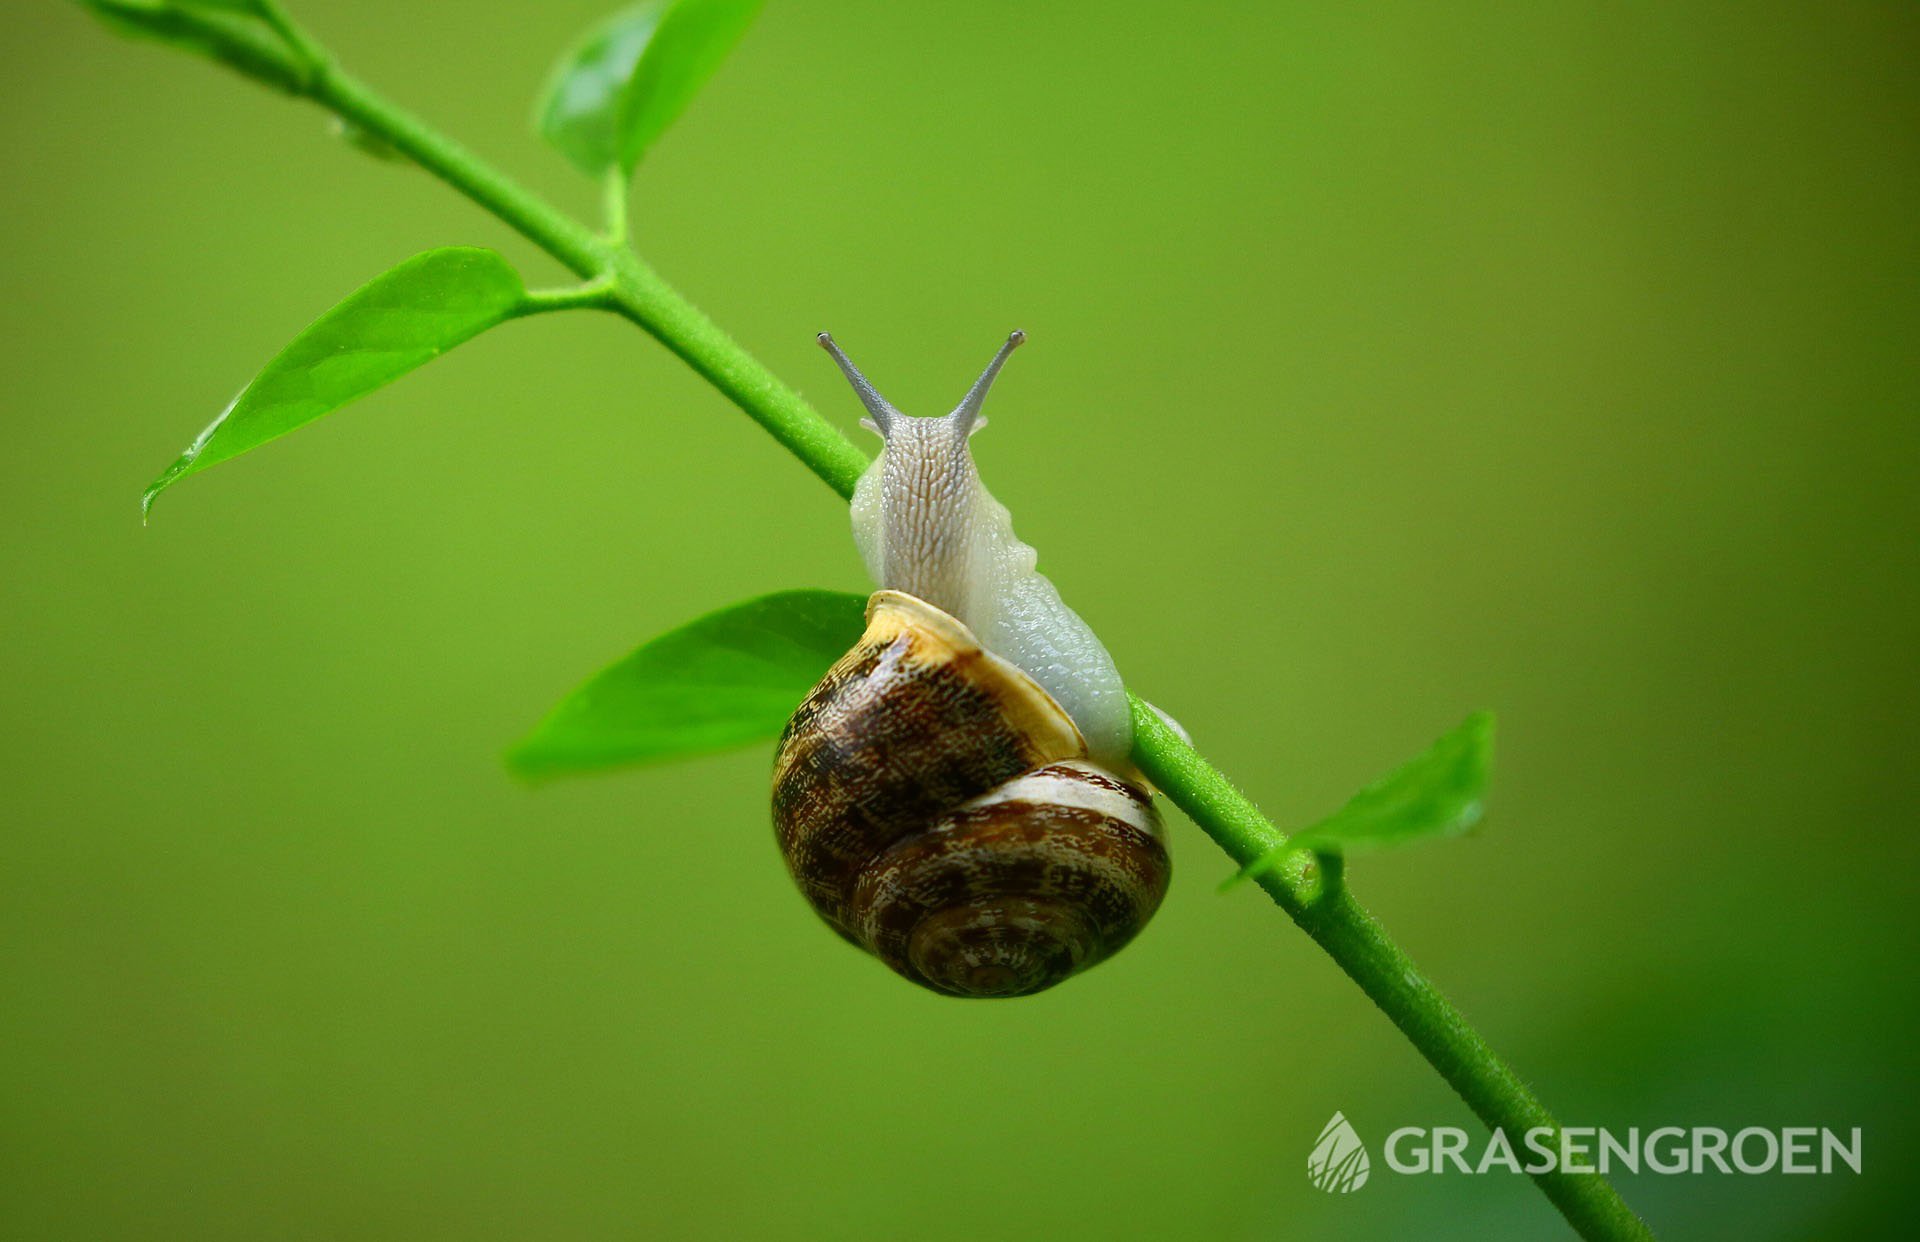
[1226,712,1495,889]
[535,4,661,174]
[143,248,527,514]
[510,590,869,780]
[536,0,763,178]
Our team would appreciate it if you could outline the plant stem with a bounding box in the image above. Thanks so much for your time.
[1128,703,1654,1241]
[165,15,1652,1239]
[520,275,620,316]
[602,167,631,244]
[308,61,869,498]
[256,0,326,77]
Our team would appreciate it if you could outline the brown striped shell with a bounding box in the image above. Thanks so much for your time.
[771,590,1170,998]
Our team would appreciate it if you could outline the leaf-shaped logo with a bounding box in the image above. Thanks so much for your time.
[1307,1111,1371,1193]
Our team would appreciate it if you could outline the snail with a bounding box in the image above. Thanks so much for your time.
[771,331,1170,998]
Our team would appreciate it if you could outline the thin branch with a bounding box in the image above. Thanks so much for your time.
[519,275,621,316]
[603,167,631,245]
[254,0,328,81]
[1128,703,1654,1241]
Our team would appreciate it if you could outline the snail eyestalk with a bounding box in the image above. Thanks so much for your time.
[948,329,1025,434]
[817,332,900,436]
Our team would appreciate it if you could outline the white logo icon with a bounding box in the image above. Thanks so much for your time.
[1308,1111,1371,1193]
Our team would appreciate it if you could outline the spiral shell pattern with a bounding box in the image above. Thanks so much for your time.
[772,591,1169,998]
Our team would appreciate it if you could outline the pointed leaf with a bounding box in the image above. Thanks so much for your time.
[510,590,869,780]
[1227,712,1495,888]
[613,0,761,170]
[535,4,661,175]
[536,0,763,178]
[144,248,527,514]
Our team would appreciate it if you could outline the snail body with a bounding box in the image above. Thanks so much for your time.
[771,333,1168,998]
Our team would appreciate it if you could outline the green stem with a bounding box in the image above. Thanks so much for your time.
[312,63,608,281]
[1128,703,1653,1241]
[142,12,1652,1238]
[603,167,631,244]
[306,61,869,498]
[597,252,869,498]
[520,275,620,316]
[256,0,326,78]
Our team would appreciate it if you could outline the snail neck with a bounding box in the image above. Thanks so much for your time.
[853,414,983,623]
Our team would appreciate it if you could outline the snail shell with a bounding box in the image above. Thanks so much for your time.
[773,590,1169,998]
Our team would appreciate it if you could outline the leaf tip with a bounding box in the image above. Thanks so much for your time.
[139,473,173,523]
[503,726,566,784]
[141,446,202,521]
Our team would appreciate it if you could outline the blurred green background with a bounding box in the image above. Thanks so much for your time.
[4,2,1916,1238]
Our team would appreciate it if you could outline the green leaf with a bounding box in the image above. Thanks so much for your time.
[536,0,763,178]
[1226,712,1495,888]
[510,590,869,780]
[143,248,527,514]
